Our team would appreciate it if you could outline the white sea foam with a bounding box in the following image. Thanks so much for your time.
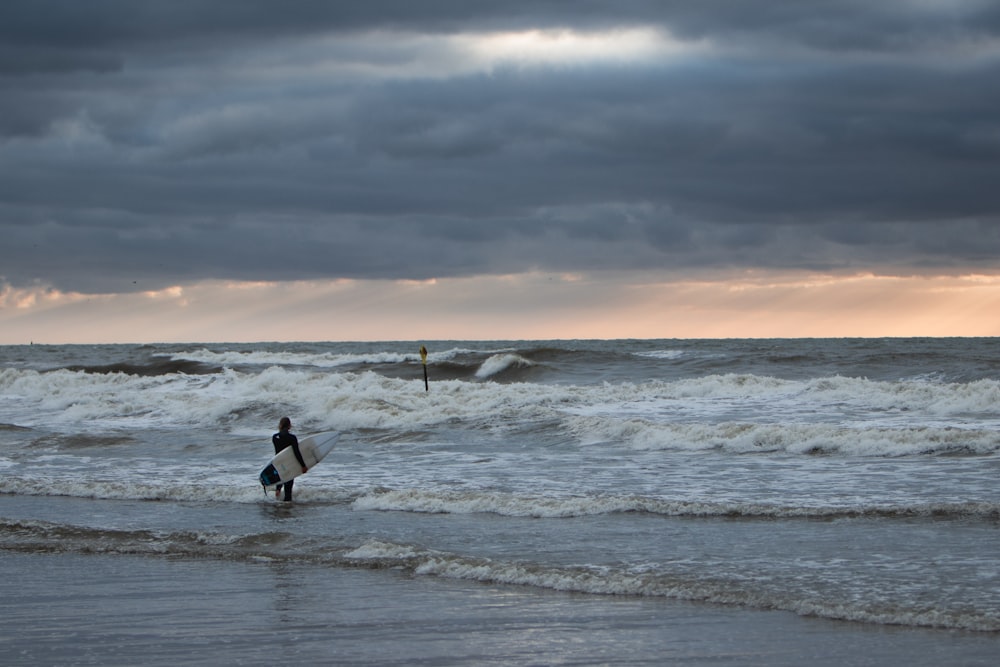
[8,464,995,520]
[352,488,627,517]
[566,416,1000,456]
[4,366,1000,457]
[0,472,344,505]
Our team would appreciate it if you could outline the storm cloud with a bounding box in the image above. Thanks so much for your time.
[2,0,1000,294]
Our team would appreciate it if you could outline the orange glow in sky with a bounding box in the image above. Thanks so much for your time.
[3,271,1000,344]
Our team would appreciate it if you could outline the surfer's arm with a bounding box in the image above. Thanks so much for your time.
[291,440,308,471]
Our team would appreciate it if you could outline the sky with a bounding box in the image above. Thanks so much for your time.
[2,0,1000,343]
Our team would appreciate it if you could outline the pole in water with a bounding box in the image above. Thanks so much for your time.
[420,345,429,391]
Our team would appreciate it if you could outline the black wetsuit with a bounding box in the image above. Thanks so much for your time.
[272,429,306,501]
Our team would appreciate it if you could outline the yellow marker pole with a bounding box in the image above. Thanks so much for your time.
[420,345,428,391]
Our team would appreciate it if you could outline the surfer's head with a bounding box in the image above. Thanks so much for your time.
[278,416,292,431]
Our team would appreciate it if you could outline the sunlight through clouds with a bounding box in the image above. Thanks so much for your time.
[258,27,707,82]
[465,27,706,67]
[4,272,1000,343]
[0,284,84,311]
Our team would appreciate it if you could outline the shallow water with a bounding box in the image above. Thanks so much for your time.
[3,499,999,667]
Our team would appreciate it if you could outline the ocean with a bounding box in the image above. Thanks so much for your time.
[1,338,999,665]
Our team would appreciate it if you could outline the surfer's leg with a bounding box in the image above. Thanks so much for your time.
[275,484,282,499]
[283,479,294,501]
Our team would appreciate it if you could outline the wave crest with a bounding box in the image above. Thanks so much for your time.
[475,353,535,379]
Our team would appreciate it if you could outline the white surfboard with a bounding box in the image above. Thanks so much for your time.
[259,431,339,488]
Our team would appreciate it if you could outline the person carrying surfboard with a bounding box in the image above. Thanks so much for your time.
[272,417,307,501]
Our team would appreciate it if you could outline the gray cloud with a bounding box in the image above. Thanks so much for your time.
[2,1,1000,294]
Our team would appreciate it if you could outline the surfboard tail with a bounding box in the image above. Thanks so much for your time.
[259,463,281,487]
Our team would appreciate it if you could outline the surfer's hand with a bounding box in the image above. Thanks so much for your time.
[302,466,308,473]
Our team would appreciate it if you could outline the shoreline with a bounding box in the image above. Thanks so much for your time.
[3,550,998,667]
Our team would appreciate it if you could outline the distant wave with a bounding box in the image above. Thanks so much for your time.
[66,358,221,376]
[162,348,412,368]
[633,350,685,360]
[474,353,535,379]
[163,346,503,369]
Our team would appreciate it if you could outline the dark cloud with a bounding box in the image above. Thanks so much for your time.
[4,1,996,56]
[2,1,1000,294]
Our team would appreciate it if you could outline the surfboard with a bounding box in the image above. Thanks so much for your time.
[259,431,339,488]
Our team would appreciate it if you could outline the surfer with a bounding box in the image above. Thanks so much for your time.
[272,417,307,501]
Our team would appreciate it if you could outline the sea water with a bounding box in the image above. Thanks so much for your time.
[1,338,999,665]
